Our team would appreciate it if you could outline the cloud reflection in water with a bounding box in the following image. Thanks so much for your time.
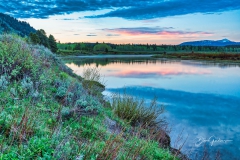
[109,70,211,78]
[107,86,240,159]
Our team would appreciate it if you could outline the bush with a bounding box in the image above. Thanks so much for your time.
[0,35,35,80]
[82,67,101,82]
[0,75,9,90]
[111,92,164,127]
[82,67,105,96]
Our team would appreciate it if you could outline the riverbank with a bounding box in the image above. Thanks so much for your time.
[0,34,185,159]
[58,49,240,57]
[57,50,163,56]
[60,54,153,59]
[58,50,240,64]
[152,53,240,63]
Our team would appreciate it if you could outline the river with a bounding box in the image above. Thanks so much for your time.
[64,55,240,159]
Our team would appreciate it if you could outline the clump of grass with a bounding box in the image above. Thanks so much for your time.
[111,92,164,127]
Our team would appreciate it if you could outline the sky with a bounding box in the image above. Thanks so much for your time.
[1,0,240,44]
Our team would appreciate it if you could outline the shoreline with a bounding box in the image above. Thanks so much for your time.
[60,54,153,59]
[152,53,240,64]
[60,54,240,66]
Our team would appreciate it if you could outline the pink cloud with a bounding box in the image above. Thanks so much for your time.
[103,27,213,37]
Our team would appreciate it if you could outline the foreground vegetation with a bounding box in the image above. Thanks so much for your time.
[0,34,182,159]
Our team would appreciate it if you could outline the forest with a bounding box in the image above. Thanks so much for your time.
[57,42,240,55]
[0,13,35,37]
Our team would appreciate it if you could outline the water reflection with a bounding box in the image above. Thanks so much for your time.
[64,57,160,67]
[64,56,240,68]
[65,57,240,97]
[109,69,211,78]
[64,56,240,159]
[107,86,240,159]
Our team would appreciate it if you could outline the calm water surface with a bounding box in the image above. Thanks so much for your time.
[64,55,240,159]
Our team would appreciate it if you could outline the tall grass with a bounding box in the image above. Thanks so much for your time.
[111,92,165,127]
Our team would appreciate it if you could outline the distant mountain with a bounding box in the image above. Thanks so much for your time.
[180,39,240,47]
[0,13,36,37]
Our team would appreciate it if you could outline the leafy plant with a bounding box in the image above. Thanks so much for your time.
[0,75,9,90]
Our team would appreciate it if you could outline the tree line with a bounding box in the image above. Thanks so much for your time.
[57,42,240,53]
[29,29,58,53]
[0,13,36,37]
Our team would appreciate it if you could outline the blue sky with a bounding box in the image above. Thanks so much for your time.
[1,0,240,44]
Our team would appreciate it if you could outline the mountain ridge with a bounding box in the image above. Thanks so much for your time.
[180,39,240,47]
[0,13,36,37]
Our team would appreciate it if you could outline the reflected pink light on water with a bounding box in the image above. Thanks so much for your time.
[66,62,212,77]
[109,69,211,77]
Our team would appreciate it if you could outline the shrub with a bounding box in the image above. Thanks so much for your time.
[0,35,35,80]
[82,67,105,96]
[0,75,9,90]
[54,78,102,113]
[21,76,34,94]
[82,67,101,82]
[59,72,69,80]
[111,92,164,127]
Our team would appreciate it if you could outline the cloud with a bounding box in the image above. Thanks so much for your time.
[86,34,97,36]
[106,34,120,36]
[58,18,77,20]
[86,0,240,20]
[1,0,240,19]
[103,27,213,36]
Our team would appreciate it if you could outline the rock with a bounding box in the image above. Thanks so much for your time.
[154,129,189,160]
[170,147,190,160]
[104,117,121,135]
[154,129,171,148]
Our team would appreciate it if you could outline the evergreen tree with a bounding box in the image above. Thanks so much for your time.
[74,43,81,50]
[36,29,49,48]
[0,13,36,36]
[29,32,40,44]
[48,34,58,53]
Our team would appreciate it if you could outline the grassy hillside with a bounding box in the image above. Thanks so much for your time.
[0,34,180,159]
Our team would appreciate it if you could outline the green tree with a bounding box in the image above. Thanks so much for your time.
[93,43,111,52]
[48,34,58,53]
[74,43,81,50]
[67,45,72,50]
[36,29,49,48]
[29,32,40,44]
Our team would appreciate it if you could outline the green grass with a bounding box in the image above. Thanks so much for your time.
[0,34,178,159]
